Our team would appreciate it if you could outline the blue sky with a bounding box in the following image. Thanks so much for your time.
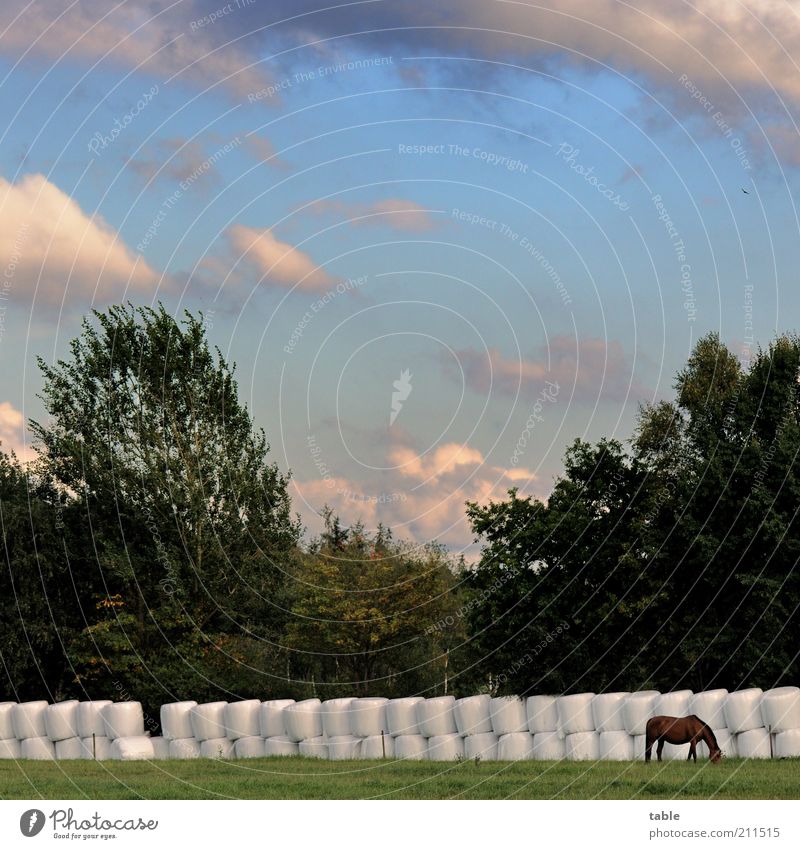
[1,0,798,554]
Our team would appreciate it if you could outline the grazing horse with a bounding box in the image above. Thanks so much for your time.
[645,715,722,763]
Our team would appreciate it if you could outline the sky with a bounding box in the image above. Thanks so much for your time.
[1,0,799,556]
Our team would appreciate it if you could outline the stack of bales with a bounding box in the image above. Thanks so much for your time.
[417,697,462,761]
[387,697,427,760]
[761,687,800,757]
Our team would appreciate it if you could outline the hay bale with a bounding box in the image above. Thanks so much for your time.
[464,732,498,761]
[688,689,728,730]
[234,736,266,759]
[12,701,49,740]
[395,735,428,760]
[190,702,228,742]
[21,737,55,760]
[54,737,83,760]
[77,701,112,738]
[45,701,79,742]
[622,691,660,736]
[532,731,565,760]
[359,734,395,759]
[490,696,528,735]
[427,733,465,761]
[260,699,295,738]
[199,738,234,759]
[416,696,457,737]
[160,701,198,740]
[724,689,764,734]
[387,697,423,736]
[592,693,629,733]
[761,687,800,733]
[350,697,389,737]
[110,736,154,760]
[565,731,600,761]
[298,736,327,759]
[526,695,558,733]
[284,699,323,743]
[169,738,200,759]
[454,695,493,736]
[327,735,362,760]
[102,702,145,740]
[497,732,534,761]
[263,735,300,757]
[223,700,261,741]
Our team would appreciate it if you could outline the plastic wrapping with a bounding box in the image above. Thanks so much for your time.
[54,737,83,759]
[298,736,327,759]
[760,687,800,733]
[724,689,764,734]
[169,738,201,759]
[599,730,634,760]
[224,700,261,741]
[234,736,266,759]
[200,738,234,759]
[416,697,457,737]
[532,731,566,760]
[565,731,600,761]
[359,733,395,759]
[45,701,79,742]
[622,691,660,736]
[80,736,111,760]
[150,737,170,760]
[110,736,153,761]
[592,693,629,733]
[659,741,691,761]
[387,697,423,736]
[259,699,295,738]
[557,693,596,735]
[320,698,354,738]
[497,732,534,761]
[526,695,559,733]
[688,689,728,730]
[427,733,465,761]
[464,732,498,761]
[395,734,428,760]
[350,697,389,737]
[190,702,228,742]
[455,695,493,736]
[284,699,323,743]
[0,702,15,739]
[160,701,198,740]
[0,738,21,758]
[736,727,771,759]
[263,735,300,757]
[489,697,528,735]
[656,690,693,719]
[327,734,362,760]
[774,728,800,758]
[21,737,55,760]
[102,702,145,740]
[77,701,112,738]
[12,701,49,740]
[633,734,646,760]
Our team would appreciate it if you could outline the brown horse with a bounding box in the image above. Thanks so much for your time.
[645,715,722,763]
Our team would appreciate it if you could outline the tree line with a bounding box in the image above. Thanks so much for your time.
[1,304,798,727]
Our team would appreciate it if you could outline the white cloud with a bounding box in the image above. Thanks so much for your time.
[0,402,33,461]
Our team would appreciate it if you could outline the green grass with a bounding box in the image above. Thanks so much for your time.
[0,757,798,799]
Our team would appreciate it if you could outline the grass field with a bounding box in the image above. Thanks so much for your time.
[0,757,798,799]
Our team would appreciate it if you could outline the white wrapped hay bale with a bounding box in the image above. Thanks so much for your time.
[77,701,112,738]
[0,702,15,739]
[557,693,596,735]
[22,737,55,760]
[102,702,144,740]
[774,729,800,758]
[416,696,457,737]
[298,736,327,759]
[200,738,234,759]
[464,732,498,761]
[761,687,800,732]
[224,699,261,740]
[55,737,83,760]
[45,701,79,742]
[350,697,389,737]
[622,691,660,736]
[260,699,295,738]
[527,695,559,733]
[110,736,154,761]
[656,690,693,718]
[327,735,362,760]
[0,738,21,758]
[235,736,266,759]
[387,697,423,736]
[566,731,600,761]
[284,699,323,743]
[160,701,198,740]
[395,734,428,760]
[190,702,228,742]
[263,735,300,757]
[634,734,647,760]
[150,738,170,760]
[497,732,534,761]
[321,698,354,738]
[699,728,736,759]
[724,689,764,733]
[736,727,771,759]
[660,741,691,760]
[599,730,634,760]
[80,736,111,760]
[13,701,49,740]
[360,733,395,759]
[169,738,201,759]
[427,733,465,761]
[689,689,728,730]
[592,693,628,732]
[455,695,493,736]
[490,696,528,735]
[532,731,566,760]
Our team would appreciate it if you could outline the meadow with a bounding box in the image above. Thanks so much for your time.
[1,757,797,800]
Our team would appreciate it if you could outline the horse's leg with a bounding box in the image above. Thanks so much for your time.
[645,735,653,763]
[688,741,696,762]
[657,739,664,762]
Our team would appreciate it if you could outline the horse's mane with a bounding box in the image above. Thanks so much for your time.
[692,715,719,749]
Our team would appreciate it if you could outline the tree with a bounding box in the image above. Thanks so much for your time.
[287,511,465,696]
[30,304,301,715]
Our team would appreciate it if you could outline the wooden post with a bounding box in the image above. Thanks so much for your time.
[381,729,386,758]
[768,725,774,759]
[92,732,96,760]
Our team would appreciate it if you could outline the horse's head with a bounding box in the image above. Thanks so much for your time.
[710,747,723,764]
